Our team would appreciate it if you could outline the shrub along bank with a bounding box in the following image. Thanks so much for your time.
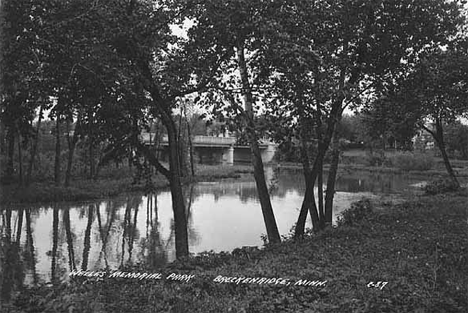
[3,192,467,312]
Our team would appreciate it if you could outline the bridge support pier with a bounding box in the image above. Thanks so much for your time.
[222,145,234,166]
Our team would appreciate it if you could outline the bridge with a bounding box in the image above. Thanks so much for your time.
[140,133,276,165]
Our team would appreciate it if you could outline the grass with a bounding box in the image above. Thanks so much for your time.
[3,191,467,312]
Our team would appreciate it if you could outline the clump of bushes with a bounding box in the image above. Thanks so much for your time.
[386,152,434,171]
[336,198,373,226]
[424,178,460,195]
[365,150,386,166]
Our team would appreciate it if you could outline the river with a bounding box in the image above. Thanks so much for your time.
[0,167,428,292]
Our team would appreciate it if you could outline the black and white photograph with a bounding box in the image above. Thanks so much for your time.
[0,0,467,312]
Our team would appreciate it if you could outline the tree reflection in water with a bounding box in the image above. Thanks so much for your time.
[0,207,37,303]
[138,193,168,268]
[51,205,59,284]
[63,208,76,272]
[120,195,142,267]
[81,205,94,271]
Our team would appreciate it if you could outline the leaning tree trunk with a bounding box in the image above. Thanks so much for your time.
[434,119,459,187]
[294,115,321,238]
[237,42,281,244]
[294,107,343,236]
[294,146,325,238]
[295,47,348,236]
[139,91,190,258]
[134,49,190,258]
[422,118,460,188]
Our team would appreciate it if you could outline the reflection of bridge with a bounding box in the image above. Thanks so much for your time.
[140,133,276,165]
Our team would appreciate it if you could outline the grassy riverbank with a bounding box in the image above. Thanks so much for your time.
[3,191,467,312]
[280,150,468,177]
[0,164,253,205]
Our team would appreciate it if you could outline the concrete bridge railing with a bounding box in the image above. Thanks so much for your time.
[141,133,236,147]
[140,132,276,165]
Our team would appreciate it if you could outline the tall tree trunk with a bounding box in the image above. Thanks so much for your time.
[177,109,185,177]
[185,109,195,177]
[26,105,43,185]
[237,42,281,244]
[54,116,61,186]
[188,121,195,177]
[166,118,190,258]
[325,132,340,226]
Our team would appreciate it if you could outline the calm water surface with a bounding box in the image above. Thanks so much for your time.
[0,168,427,291]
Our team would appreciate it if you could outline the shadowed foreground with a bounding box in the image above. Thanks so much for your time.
[2,192,467,313]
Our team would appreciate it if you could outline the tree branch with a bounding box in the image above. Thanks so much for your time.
[418,122,438,141]
[135,139,171,180]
